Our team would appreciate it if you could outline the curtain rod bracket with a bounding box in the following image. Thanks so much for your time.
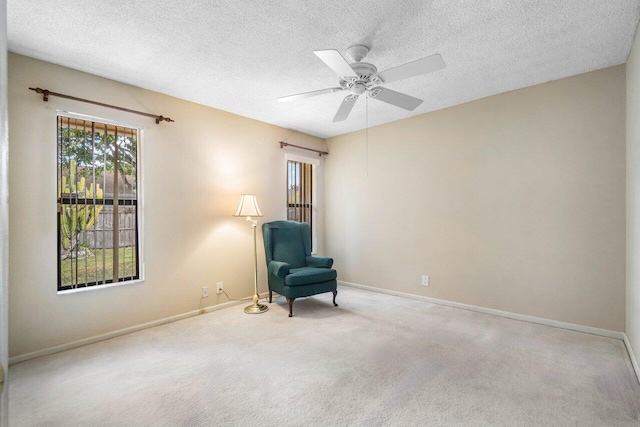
[279,141,328,157]
[28,87,174,124]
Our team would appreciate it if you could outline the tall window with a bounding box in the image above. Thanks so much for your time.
[57,115,140,291]
[287,160,313,234]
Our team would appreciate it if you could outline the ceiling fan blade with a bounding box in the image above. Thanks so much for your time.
[333,95,359,122]
[369,87,423,111]
[277,87,344,103]
[375,53,445,84]
[314,50,358,78]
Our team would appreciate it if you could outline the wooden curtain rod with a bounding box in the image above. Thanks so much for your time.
[28,87,174,124]
[279,141,328,157]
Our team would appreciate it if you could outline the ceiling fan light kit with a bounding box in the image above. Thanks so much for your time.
[278,44,445,122]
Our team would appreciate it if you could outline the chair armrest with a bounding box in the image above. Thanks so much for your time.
[306,256,333,268]
[268,261,291,278]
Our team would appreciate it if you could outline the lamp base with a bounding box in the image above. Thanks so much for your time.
[244,303,269,314]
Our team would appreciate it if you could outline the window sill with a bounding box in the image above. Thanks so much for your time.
[57,278,144,295]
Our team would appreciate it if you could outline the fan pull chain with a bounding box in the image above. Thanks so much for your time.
[366,95,369,177]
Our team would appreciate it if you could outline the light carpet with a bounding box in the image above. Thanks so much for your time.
[8,287,640,426]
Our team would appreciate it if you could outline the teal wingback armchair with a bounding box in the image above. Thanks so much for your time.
[262,221,338,317]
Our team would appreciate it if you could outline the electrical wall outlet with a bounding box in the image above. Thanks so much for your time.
[216,282,224,294]
[202,286,210,298]
[422,275,429,286]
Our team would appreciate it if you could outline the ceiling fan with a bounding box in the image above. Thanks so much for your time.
[277,45,445,122]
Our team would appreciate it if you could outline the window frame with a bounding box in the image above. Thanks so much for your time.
[56,111,145,294]
[285,153,319,253]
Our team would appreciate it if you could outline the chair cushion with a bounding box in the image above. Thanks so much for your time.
[272,227,307,268]
[285,267,337,287]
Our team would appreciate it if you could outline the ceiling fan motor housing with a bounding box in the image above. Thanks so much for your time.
[339,62,379,94]
[350,62,377,78]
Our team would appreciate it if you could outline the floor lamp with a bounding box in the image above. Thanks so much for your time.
[233,194,268,314]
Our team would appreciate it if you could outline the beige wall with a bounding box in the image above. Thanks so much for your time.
[325,65,626,331]
[627,23,640,365]
[7,51,629,357]
[1,0,9,421]
[7,53,327,357]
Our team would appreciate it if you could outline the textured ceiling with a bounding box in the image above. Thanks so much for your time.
[7,0,640,139]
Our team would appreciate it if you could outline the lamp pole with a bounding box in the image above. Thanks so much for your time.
[244,216,268,314]
[233,194,268,314]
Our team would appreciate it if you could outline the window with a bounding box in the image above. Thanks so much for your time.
[287,159,313,236]
[57,115,140,292]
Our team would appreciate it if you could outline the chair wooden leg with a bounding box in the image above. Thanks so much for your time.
[286,298,295,317]
[332,290,338,307]
[269,290,273,303]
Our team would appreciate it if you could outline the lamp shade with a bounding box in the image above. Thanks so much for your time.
[233,194,263,217]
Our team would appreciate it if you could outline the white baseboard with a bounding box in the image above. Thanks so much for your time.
[339,281,625,339]
[339,280,640,384]
[9,299,244,366]
[12,282,640,386]
[623,334,640,385]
